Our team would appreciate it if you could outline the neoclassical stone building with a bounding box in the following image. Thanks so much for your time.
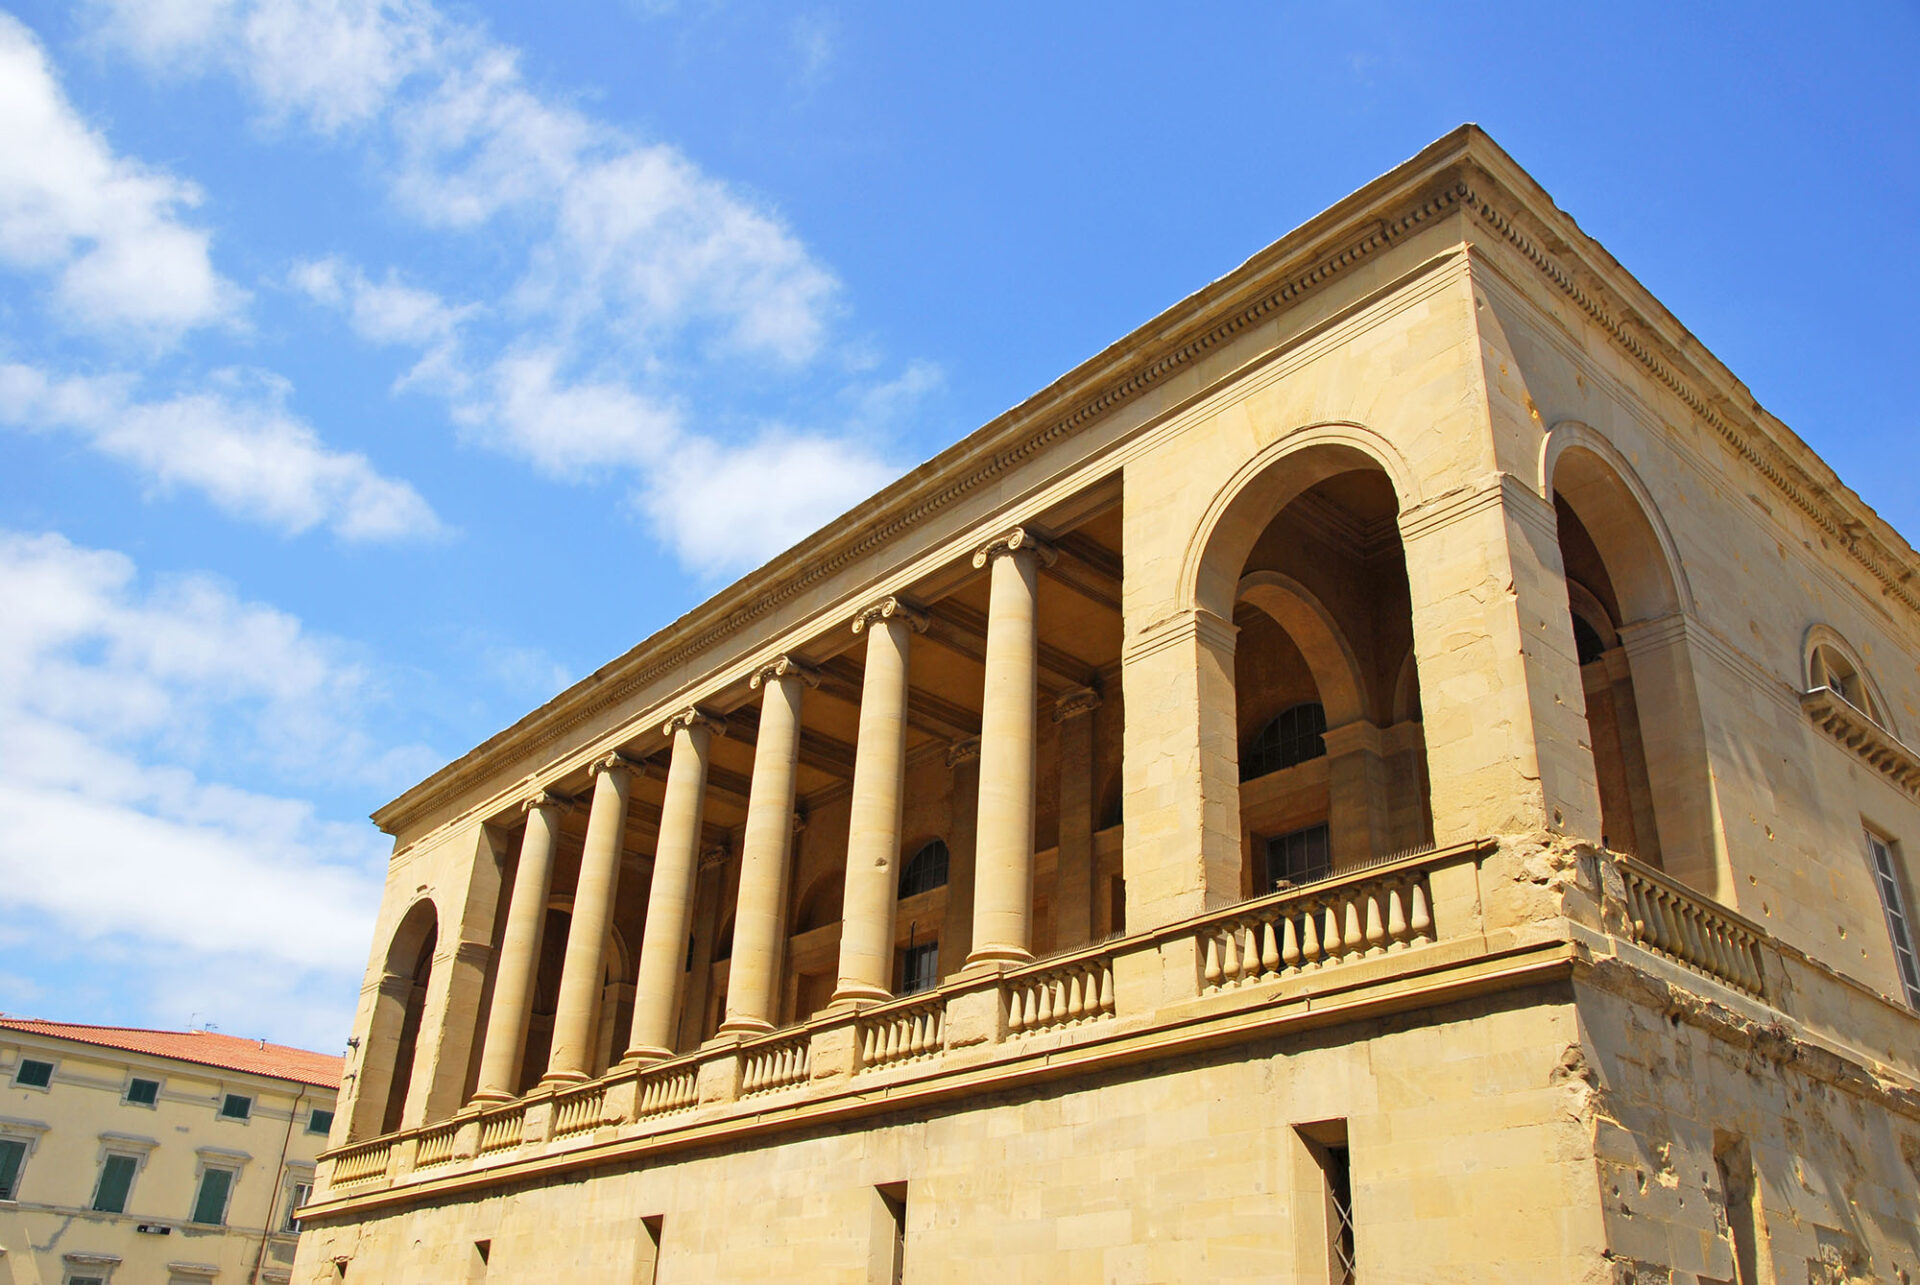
[292,128,1920,1283]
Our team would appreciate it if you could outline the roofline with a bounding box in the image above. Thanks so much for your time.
[0,1017,344,1090]
[371,123,1920,839]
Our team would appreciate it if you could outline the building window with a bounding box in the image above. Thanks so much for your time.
[64,1276,108,1285]
[898,840,949,898]
[898,941,939,996]
[0,1137,29,1200]
[307,1108,335,1136]
[1810,640,1884,726]
[92,1153,139,1214]
[13,1058,54,1089]
[1242,703,1327,781]
[124,1078,161,1107]
[218,1093,253,1121]
[1865,831,1920,1008]
[285,1180,313,1232]
[190,1166,237,1226]
[1265,824,1332,891]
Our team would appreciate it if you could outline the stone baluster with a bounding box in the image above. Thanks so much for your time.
[833,597,928,1004]
[472,792,569,1103]
[968,528,1055,967]
[544,754,640,1083]
[625,709,724,1063]
[721,658,816,1034]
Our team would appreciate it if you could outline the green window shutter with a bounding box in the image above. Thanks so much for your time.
[93,1153,137,1213]
[14,1060,52,1088]
[307,1108,335,1135]
[0,1138,25,1199]
[191,1167,233,1224]
[126,1078,161,1106]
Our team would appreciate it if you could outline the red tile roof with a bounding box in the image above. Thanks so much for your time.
[0,1016,344,1090]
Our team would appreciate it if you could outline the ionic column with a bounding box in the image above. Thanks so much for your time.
[544,754,639,1084]
[833,597,928,1004]
[1052,687,1102,951]
[967,527,1055,967]
[624,708,724,1062]
[722,657,817,1034]
[472,792,569,1103]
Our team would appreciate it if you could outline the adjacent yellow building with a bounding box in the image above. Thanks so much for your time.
[293,127,1920,1282]
[0,1018,341,1285]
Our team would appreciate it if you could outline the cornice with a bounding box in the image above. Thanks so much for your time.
[1453,168,1920,618]
[373,126,1920,844]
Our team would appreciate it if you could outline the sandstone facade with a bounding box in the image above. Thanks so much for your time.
[291,127,1920,1284]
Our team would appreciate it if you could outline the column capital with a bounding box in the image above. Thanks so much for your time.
[851,595,929,635]
[971,525,1057,569]
[522,789,580,816]
[589,751,648,780]
[661,707,728,739]
[945,735,982,768]
[750,654,821,690]
[699,841,732,872]
[1051,686,1103,724]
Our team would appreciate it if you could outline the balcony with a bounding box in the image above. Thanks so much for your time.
[312,837,1919,1212]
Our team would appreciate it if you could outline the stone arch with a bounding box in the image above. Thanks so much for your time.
[1234,570,1367,728]
[792,871,844,935]
[1185,423,1422,622]
[352,897,440,1140]
[1546,422,1727,896]
[1541,421,1693,621]
[1803,623,1894,733]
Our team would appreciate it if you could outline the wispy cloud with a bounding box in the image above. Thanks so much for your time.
[0,361,447,543]
[0,13,244,338]
[87,0,930,576]
[0,530,429,1043]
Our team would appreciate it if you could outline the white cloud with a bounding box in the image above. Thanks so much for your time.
[0,530,423,1043]
[0,13,244,336]
[0,362,446,542]
[639,429,899,576]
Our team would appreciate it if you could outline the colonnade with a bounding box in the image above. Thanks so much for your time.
[469,530,1054,1104]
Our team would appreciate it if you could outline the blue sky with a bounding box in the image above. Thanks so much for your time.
[0,1,1914,1051]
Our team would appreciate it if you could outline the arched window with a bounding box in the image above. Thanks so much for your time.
[1810,641,1883,725]
[1241,703,1327,781]
[898,840,949,898]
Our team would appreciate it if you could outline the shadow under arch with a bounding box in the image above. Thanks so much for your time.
[352,896,440,1140]
[1235,570,1368,728]
[1184,423,1422,621]
[1544,420,1728,898]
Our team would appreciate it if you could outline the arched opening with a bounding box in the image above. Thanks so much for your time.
[898,839,950,898]
[785,872,844,1023]
[1555,501,1661,862]
[1806,628,1889,730]
[352,898,438,1140]
[1548,429,1721,892]
[516,905,571,1094]
[1208,456,1433,897]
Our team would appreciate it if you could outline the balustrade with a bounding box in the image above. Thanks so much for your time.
[551,1082,607,1139]
[741,1035,811,1095]
[1199,868,1433,995]
[1619,858,1765,996]
[636,1064,699,1119]
[331,1139,392,1186]
[1005,955,1114,1036]
[413,1122,457,1169]
[477,1106,525,1156]
[858,995,947,1070]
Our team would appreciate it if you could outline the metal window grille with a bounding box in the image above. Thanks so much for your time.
[1265,824,1332,891]
[1327,1144,1356,1285]
[898,840,950,898]
[1242,703,1327,780]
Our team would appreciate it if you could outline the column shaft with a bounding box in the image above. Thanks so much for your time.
[625,712,719,1061]
[833,604,920,1003]
[723,665,808,1032]
[472,797,563,1101]
[545,758,633,1083]
[968,541,1044,966]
